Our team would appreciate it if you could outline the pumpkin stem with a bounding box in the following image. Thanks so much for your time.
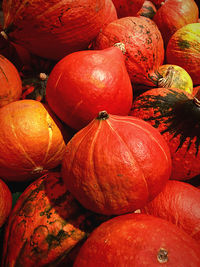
[97,111,109,120]
[193,88,200,107]
[113,43,126,55]
[157,248,168,263]
[158,66,175,88]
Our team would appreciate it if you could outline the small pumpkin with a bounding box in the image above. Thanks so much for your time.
[130,87,200,180]
[74,213,200,266]
[137,0,157,19]
[141,180,200,243]
[0,99,66,182]
[61,111,171,215]
[166,23,200,85]
[111,0,145,18]
[92,16,164,86]
[1,172,110,266]
[0,54,22,107]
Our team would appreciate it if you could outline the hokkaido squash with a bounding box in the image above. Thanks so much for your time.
[111,0,145,17]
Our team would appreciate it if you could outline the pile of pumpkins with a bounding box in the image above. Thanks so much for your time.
[0,0,200,265]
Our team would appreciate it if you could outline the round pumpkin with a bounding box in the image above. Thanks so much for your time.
[166,23,200,85]
[92,16,164,86]
[61,111,172,215]
[137,0,157,19]
[130,87,200,180]
[141,180,200,243]
[0,55,22,108]
[46,45,133,131]
[0,179,12,227]
[112,0,145,18]
[2,0,117,60]
[74,213,200,266]
[0,99,66,182]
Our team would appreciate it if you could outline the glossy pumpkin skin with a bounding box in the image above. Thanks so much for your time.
[0,179,12,227]
[153,0,199,46]
[46,46,133,131]
[1,172,110,266]
[92,16,164,86]
[0,100,66,182]
[130,87,200,180]
[61,112,171,215]
[112,0,145,18]
[141,180,200,243]
[2,0,117,60]
[166,23,200,85]
[0,55,22,108]
[74,213,200,267]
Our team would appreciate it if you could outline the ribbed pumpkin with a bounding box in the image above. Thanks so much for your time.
[1,172,110,266]
[130,87,200,180]
[61,111,172,215]
[166,23,200,85]
[141,180,200,243]
[153,0,199,46]
[2,0,117,60]
[0,179,12,227]
[46,45,133,131]
[92,16,164,86]
[74,213,200,267]
[0,55,22,108]
[0,100,66,182]
[111,0,145,17]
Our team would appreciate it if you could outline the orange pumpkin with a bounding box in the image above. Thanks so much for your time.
[0,100,66,182]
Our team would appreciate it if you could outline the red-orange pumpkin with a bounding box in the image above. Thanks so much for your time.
[141,180,200,243]
[46,45,133,130]
[0,100,66,182]
[74,213,200,266]
[0,55,22,107]
[2,0,117,60]
[92,16,164,86]
[112,0,145,17]
[0,179,12,227]
[61,111,171,215]
[137,0,157,19]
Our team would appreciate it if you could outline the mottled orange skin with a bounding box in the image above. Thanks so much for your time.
[2,172,109,266]
[3,0,117,60]
[0,100,66,182]
[0,55,22,108]
[141,180,200,243]
[137,0,157,19]
[62,113,171,215]
[74,213,200,267]
[92,16,164,86]
[112,0,145,18]
[0,179,12,227]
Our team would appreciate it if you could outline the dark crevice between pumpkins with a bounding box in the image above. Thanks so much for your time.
[97,111,109,120]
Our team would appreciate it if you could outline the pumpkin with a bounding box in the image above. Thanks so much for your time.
[0,179,12,227]
[166,23,200,85]
[111,0,145,18]
[153,0,199,46]
[137,0,157,19]
[46,45,133,131]
[0,54,22,108]
[0,99,66,182]
[141,180,200,243]
[130,87,200,181]
[92,16,164,86]
[2,0,117,60]
[73,213,200,266]
[1,171,110,266]
[61,111,171,216]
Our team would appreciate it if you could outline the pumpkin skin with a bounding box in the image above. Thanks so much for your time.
[141,180,200,243]
[0,100,66,182]
[130,87,200,180]
[137,0,157,19]
[92,16,164,86]
[166,23,200,85]
[74,213,200,267]
[46,46,133,131]
[111,0,145,18]
[153,0,199,46]
[0,179,12,227]
[0,54,22,108]
[61,111,171,215]
[2,0,117,60]
[1,172,110,266]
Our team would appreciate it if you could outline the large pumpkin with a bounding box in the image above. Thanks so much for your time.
[2,0,117,60]
[130,87,200,180]
[74,213,200,266]
[61,111,171,215]
[92,16,164,86]
[46,45,133,131]
[1,172,110,266]
[0,100,66,182]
